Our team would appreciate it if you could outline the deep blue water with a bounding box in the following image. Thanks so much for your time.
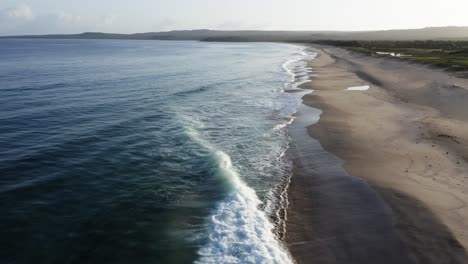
[0,39,312,264]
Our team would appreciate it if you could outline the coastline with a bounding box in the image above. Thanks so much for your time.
[285,45,468,263]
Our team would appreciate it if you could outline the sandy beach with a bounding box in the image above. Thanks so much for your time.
[286,45,468,263]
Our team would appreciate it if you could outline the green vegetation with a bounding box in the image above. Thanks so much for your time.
[315,40,468,71]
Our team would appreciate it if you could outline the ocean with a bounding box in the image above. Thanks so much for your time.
[0,39,314,263]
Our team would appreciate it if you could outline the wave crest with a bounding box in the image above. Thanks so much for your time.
[187,128,293,264]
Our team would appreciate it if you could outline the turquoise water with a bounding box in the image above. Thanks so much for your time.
[0,39,313,263]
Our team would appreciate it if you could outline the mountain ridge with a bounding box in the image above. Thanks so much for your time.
[2,26,468,41]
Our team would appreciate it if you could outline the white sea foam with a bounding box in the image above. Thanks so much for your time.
[276,48,317,120]
[273,117,295,131]
[281,50,316,90]
[192,47,317,264]
[196,152,293,264]
[187,128,293,264]
[281,59,299,83]
[376,51,411,57]
[266,47,317,243]
[346,85,370,91]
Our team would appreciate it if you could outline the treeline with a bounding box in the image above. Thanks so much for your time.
[314,40,468,50]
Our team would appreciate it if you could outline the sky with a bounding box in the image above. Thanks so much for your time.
[0,0,467,35]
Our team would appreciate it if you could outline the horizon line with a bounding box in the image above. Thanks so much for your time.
[2,25,468,37]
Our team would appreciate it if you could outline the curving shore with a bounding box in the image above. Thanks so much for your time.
[286,45,468,264]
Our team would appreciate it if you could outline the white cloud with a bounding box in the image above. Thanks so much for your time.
[214,21,269,30]
[28,12,89,34]
[91,15,120,32]
[7,3,33,21]
[101,15,115,26]
[152,18,179,31]
[55,11,81,24]
[0,4,90,35]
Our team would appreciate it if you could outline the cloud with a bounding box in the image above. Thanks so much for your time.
[55,11,81,25]
[29,12,85,33]
[0,4,88,35]
[101,15,115,26]
[214,21,245,30]
[91,15,119,32]
[6,3,33,21]
[214,21,269,30]
[0,4,35,35]
[152,18,179,31]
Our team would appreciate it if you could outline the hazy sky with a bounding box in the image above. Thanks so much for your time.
[1,0,467,35]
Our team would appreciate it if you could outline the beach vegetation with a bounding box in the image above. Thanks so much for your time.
[315,40,468,71]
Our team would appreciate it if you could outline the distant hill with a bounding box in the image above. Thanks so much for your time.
[346,27,468,41]
[2,27,468,42]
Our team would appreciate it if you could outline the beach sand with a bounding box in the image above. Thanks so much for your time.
[286,45,468,263]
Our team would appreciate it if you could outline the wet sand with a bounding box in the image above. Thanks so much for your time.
[286,45,468,264]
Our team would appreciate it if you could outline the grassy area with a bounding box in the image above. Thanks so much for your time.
[314,40,468,71]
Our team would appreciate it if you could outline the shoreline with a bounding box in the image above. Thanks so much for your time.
[285,45,468,263]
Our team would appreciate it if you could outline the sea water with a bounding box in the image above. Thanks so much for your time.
[0,39,314,263]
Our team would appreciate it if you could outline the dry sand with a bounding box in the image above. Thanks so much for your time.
[286,45,468,264]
